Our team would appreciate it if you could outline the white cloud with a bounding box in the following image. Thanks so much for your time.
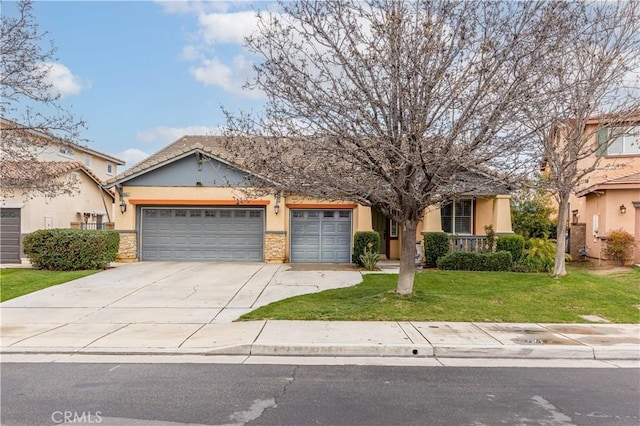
[198,11,259,44]
[189,55,262,98]
[158,1,267,98]
[41,62,86,98]
[155,0,233,15]
[136,125,222,144]
[116,148,151,170]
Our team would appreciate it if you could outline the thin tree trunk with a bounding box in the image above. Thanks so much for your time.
[396,219,418,295]
[553,194,569,276]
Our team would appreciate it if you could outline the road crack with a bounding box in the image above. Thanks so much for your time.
[225,365,299,426]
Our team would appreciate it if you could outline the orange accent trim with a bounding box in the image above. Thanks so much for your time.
[285,203,358,209]
[127,199,270,206]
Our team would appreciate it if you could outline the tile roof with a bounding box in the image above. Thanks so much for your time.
[1,160,114,198]
[576,171,640,197]
[0,117,125,165]
[106,135,513,197]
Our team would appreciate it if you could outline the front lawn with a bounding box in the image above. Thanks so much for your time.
[240,268,640,323]
[0,268,99,302]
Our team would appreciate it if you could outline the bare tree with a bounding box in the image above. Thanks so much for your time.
[521,1,640,276]
[1,0,84,199]
[223,0,573,294]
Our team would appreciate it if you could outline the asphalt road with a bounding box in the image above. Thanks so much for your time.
[1,363,638,426]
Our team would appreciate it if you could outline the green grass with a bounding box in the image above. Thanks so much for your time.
[0,268,99,302]
[241,268,640,323]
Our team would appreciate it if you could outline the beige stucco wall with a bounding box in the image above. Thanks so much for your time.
[387,195,514,260]
[581,188,639,262]
[2,172,114,234]
[568,123,640,241]
[36,143,120,182]
[115,186,515,262]
[575,123,640,186]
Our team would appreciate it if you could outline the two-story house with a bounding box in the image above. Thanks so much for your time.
[568,119,639,264]
[0,118,125,264]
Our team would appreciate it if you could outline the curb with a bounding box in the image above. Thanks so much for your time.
[2,344,638,360]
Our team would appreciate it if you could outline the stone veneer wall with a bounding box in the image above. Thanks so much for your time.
[265,231,286,263]
[569,223,586,260]
[116,231,138,262]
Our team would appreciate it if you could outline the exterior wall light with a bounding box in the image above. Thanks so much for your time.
[120,199,127,214]
[619,204,626,214]
[274,192,281,215]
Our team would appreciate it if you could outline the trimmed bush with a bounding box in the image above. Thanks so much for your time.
[424,232,450,267]
[352,231,381,266]
[437,251,512,271]
[23,229,119,271]
[605,229,635,265]
[438,252,484,271]
[496,234,525,262]
[485,251,513,271]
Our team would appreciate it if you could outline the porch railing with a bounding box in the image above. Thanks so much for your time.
[449,235,490,253]
[80,223,106,230]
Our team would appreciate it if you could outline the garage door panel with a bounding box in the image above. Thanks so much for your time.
[0,208,22,263]
[290,209,351,263]
[142,208,263,261]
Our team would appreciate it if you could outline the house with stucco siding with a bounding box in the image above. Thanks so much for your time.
[567,120,640,264]
[0,118,125,263]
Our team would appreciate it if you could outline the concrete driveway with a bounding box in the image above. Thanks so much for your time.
[1,262,362,325]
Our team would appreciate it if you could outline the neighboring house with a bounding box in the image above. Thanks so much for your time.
[105,136,513,263]
[0,119,125,263]
[567,120,640,264]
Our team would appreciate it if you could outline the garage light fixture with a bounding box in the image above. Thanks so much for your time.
[120,199,127,214]
[620,204,626,214]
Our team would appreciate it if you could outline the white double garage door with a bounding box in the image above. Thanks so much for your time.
[141,207,352,263]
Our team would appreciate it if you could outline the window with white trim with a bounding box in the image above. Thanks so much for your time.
[608,126,639,155]
[83,155,91,167]
[441,199,473,234]
[389,219,398,238]
[599,126,639,156]
[107,164,114,175]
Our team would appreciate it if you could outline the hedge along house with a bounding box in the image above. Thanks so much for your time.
[104,136,513,263]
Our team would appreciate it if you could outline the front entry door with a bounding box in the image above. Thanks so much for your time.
[371,209,388,256]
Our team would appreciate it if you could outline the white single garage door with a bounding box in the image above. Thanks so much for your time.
[141,207,264,261]
[290,209,352,263]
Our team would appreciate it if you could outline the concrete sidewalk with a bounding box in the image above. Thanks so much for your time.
[1,261,638,364]
[2,320,638,362]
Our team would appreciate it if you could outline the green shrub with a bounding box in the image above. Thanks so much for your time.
[484,225,496,252]
[359,244,381,271]
[496,234,525,262]
[605,229,635,265]
[436,251,512,271]
[23,229,119,271]
[353,231,381,266]
[424,232,450,267]
[524,236,556,272]
[485,251,513,271]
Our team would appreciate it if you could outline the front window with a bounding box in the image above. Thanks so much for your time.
[441,199,473,234]
[605,126,639,156]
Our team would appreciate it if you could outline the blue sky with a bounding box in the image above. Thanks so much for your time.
[5,0,271,168]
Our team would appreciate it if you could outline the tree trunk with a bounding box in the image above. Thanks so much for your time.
[396,219,419,295]
[553,193,569,276]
